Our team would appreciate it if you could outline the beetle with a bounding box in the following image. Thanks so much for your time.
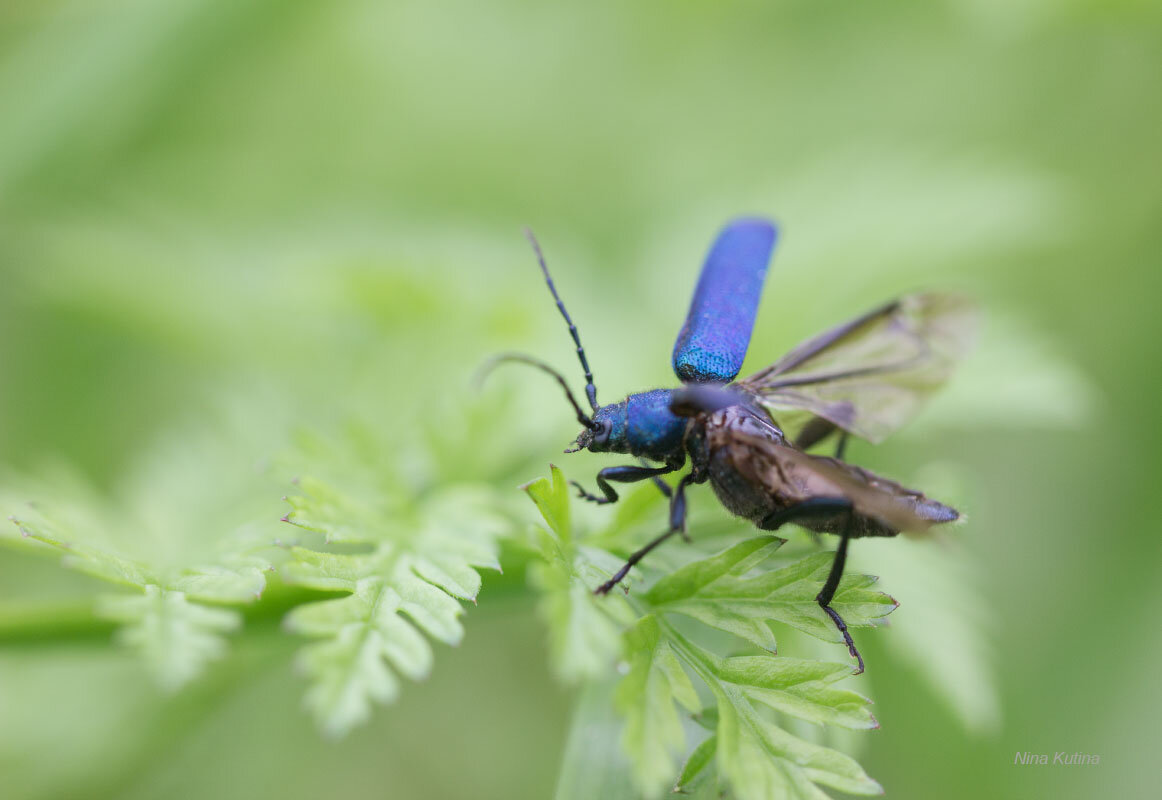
[487,218,975,672]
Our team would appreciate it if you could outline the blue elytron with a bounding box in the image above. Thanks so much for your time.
[489,217,974,672]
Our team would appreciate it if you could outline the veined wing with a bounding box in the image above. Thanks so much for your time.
[737,293,977,443]
[729,428,958,534]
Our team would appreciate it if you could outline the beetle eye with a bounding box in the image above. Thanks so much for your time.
[592,420,612,445]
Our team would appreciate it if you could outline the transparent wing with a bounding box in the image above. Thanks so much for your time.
[738,293,978,443]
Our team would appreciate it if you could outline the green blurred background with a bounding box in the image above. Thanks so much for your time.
[1,0,1158,798]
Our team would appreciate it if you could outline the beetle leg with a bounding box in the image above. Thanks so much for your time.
[793,416,836,451]
[571,464,674,505]
[834,431,850,461]
[632,458,688,540]
[634,458,674,499]
[816,519,862,674]
[759,498,864,674]
[793,418,850,462]
[594,472,696,595]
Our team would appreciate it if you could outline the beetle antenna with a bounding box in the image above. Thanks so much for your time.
[523,228,599,412]
[476,352,599,431]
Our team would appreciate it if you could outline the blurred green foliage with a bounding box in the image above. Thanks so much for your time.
[1,0,1159,798]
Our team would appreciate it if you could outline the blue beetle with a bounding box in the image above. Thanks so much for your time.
[489,218,974,672]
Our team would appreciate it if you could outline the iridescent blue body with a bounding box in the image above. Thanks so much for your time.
[672,218,777,384]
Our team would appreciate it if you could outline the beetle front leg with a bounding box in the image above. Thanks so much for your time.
[595,472,696,595]
[637,459,674,500]
[571,464,675,505]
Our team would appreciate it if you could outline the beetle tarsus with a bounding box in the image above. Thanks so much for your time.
[593,527,683,595]
[820,603,864,674]
[570,480,611,505]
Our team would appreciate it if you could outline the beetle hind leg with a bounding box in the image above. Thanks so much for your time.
[759,498,865,674]
[815,520,864,674]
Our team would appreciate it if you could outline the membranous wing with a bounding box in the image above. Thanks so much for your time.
[737,293,977,444]
[728,427,958,535]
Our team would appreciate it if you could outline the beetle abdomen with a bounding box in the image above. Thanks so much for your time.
[698,405,957,538]
[673,218,777,384]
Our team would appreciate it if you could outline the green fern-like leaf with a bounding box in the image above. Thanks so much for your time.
[522,466,635,683]
[522,467,893,800]
[621,609,881,799]
[3,455,274,691]
[97,586,241,692]
[646,539,898,651]
[614,615,700,792]
[281,462,504,737]
[663,622,881,799]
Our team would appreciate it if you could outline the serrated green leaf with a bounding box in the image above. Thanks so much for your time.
[554,679,640,800]
[96,586,241,692]
[663,602,779,652]
[615,615,700,797]
[6,473,270,690]
[529,559,623,684]
[170,561,269,603]
[11,509,154,589]
[528,471,886,799]
[676,733,718,793]
[655,547,898,646]
[523,469,632,684]
[281,450,504,737]
[714,681,882,800]
[522,464,571,544]
[286,577,438,737]
[713,655,854,688]
[659,626,882,799]
[281,546,370,590]
[713,656,877,730]
[645,535,785,606]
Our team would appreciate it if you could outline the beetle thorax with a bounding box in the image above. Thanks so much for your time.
[576,388,686,464]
